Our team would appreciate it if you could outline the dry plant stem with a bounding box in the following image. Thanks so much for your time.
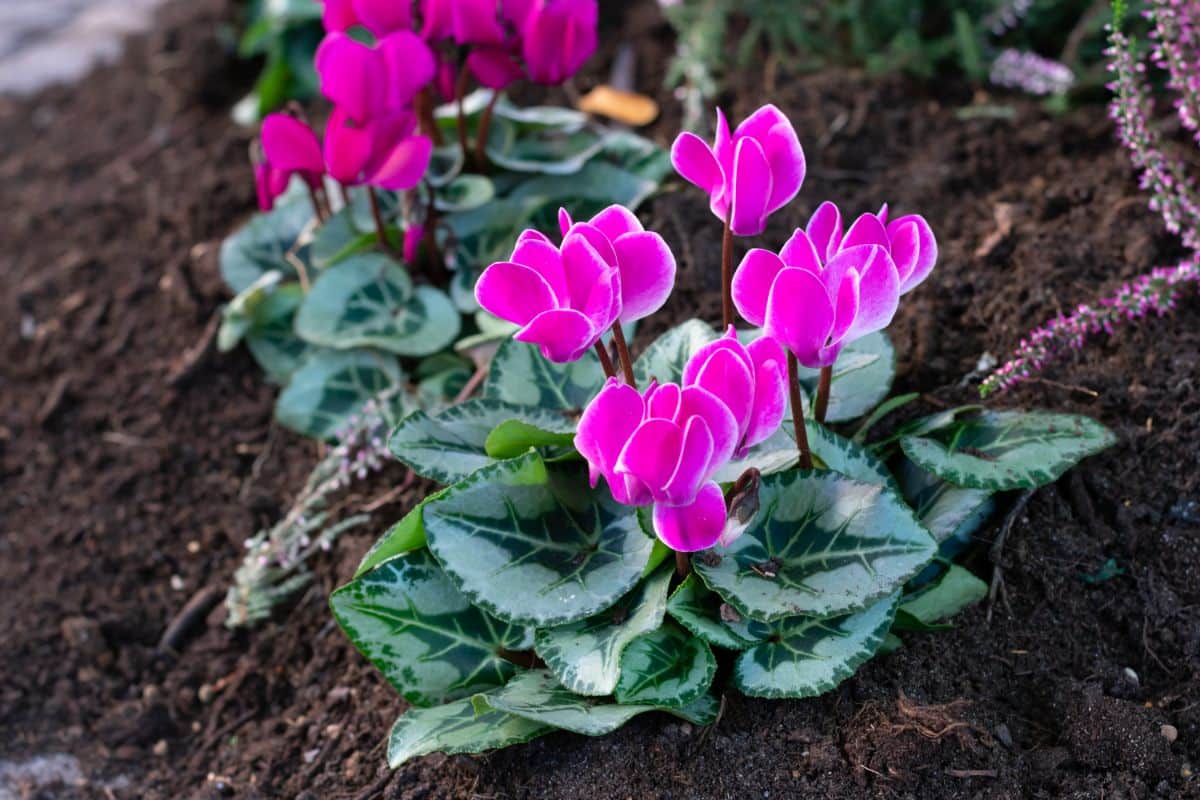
[788,352,814,470]
[368,188,398,256]
[593,340,617,378]
[455,67,471,167]
[721,208,734,329]
[475,90,500,167]
[675,550,690,579]
[611,324,637,386]
[814,366,832,424]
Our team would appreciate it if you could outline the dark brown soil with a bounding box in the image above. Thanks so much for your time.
[2,2,1197,798]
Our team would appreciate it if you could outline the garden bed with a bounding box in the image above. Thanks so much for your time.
[1,1,1197,797]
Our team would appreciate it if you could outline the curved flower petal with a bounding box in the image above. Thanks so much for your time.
[613,231,676,323]
[315,33,380,122]
[514,308,598,362]
[616,418,683,496]
[778,228,823,273]
[261,114,325,176]
[378,31,436,111]
[806,201,843,262]
[577,379,645,488]
[731,248,786,327]
[353,0,412,34]
[647,382,681,420]
[591,204,643,240]
[764,267,835,369]
[323,109,375,185]
[763,120,805,214]
[677,385,739,469]
[652,482,727,552]
[841,246,900,339]
[685,346,754,434]
[368,133,433,190]
[663,416,715,504]
[840,212,890,250]
[730,136,772,236]
[743,335,788,451]
[671,132,723,198]
[452,0,508,45]
[467,47,525,89]
[475,262,560,326]
[523,0,597,84]
[322,0,359,32]
[511,237,568,304]
[565,222,618,269]
[888,214,937,294]
[561,232,619,325]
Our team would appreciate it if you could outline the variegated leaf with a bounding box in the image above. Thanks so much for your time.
[484,338,607,413]
[388,399,576,485]
[424,453,655,626]
[534,568,671,696]
[633,319,719,386]
[794,331,895,422]
[614,623,717,708]
[666,574,768,651]
[354,487,450,578]
[693,471,936,621]
[898,564,988,626]
[474,669,719,735]
[236,282,314,385]
[275,349,403,439]
[331,550,535,707]
[387,694,552,768]
[900,410,1116,491]
[734,593,899,698]
[898,458,994,545]
[220,193,311,293]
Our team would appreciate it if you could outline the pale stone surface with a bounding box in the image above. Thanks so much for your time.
[0,0,169,94]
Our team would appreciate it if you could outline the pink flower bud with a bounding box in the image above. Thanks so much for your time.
[519,0,598,85]
[258,113,325,208]
[671,104,806,236]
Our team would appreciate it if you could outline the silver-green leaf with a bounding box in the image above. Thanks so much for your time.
[666,574,768,651]
[386,694,552,768]
[734,593,899,699]
[275,349,402,439]
[900,410,1117,491]
[794,331,896,422]
[484,338,607,412]
[615,623,717,709]
[898,458,994,544]
[220,194,311,293]
[424,453,655,627]
[633,319,719,386]
[693,471,937,621]
[534,568,671,696]
[331,550,535,707]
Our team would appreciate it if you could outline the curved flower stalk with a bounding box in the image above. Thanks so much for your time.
[671,104,806,327]
[576,331,787,553]
[475,207,677,375]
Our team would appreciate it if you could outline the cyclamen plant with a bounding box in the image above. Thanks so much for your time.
[333,103,1115,768]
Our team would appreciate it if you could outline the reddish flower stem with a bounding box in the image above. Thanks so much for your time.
[788,352,814,470]
[415,88,444,147]
[455,66,471,167]
[814,366,832,424]
[475,90,500,168]
[306,183,328,223]
[721,208,734,329]
[368,188,399,257]
[610,324,637,386]
[593,340,617,379]
[675,551,690,579]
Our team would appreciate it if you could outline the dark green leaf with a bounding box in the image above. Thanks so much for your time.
[666,574,769,651]
[615,623,717,708]
[484,338,607,412]
[275,349,402,439]
[387,695,552,768]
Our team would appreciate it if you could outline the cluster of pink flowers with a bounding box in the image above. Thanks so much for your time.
[981,257,1200,396]
[1147,0,1200,142]
[989,48,1075,96]
[476,103,937,552]
[1107,26,1200,250]
[254,0,598,212]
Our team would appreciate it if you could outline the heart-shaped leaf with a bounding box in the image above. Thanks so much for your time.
[734,593,898,698]
[388,399,576,485]
[487,121,608,175]
[484,338,607,413]
[898,459,994,545]
[898,564,988,626]
[387,694,552,769]
[331,550,535,707]
[474,669,719,735]
[633,319,719,386]
[220,193,311,293]
[310,204,375,268]
[900,410,1117,491]
[615,623,717,709]
[794,331,896,422]
[354,487,450,578]
[424,453,655,626]
[275,349,402,439]
[435,174,496,212]
[693,471,937,621]
[485,420,576,459]
[534,567,671,696]
[807,421,899,490]
[666,574,768,651]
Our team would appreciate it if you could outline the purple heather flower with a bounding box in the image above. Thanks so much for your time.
[671,104,806,236]
[990,49,1075,96]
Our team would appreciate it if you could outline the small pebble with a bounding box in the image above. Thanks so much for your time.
[186,540,201,554]
[169,574,185,591]
[994,722,1013,748]
[1123,666,1140,687]
[1161,724,1178,743]
[152,739,168,757]
[198,684,214,704]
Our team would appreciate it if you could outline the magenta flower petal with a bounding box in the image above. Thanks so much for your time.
[671,132,723,197]
[612,231,676,322]
[677,385,739,468]
[403,224,424,264]
[323,109,375,185]
[576,379,645,488]
[557,208,574,237]
[840,212,890,250]
[514,309,597,362]
[511,237,569,303]
[523,0,598,84]
[353,0,412,34]
[590,204,643,240]
[764,268,836,369]
[763,121,806,212]
[806,201,843,262]
[315,33,380,122]
[516,228,553,248]
[888,214,937,294]
[647,382,682,420]
[842,246,900,339]
[617,418,684,496]
[778,228,823,273]
[730,137,772,236]
[452,0,508,45]
[731,248,787,327]
[378,31,436,111]
[475,262,559,327]
[322,0,358,31]
[652,482,727,552]
[663,416,715,504]
[743,335,788,450]
[565,222,618,270]
[368,133,433,191]
[467,47,526,89]
[261,114,325,178]
[876,202,890,225]
[686,346,754,432]
[828,264,861,347]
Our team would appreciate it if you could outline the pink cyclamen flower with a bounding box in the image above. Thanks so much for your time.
[475,230,620,362]
[315,31,435,123]
[682,328,787,457]
[324,109,433,191]
[520,0,598,85]
[806,201,937,295]
[671,104,806,236]
[420,0,509,46]
[557,206,676,324]
[321,0,359,32]
[257,113,325,210]
[577,379,736,551]
[734,234,900,369]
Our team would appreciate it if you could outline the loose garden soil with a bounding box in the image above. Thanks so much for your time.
[1,1,1197,798]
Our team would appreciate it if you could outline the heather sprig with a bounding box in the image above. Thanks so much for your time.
[980,257,1200,396]
[989,48,1075,96]
[1148,0,1200,141]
